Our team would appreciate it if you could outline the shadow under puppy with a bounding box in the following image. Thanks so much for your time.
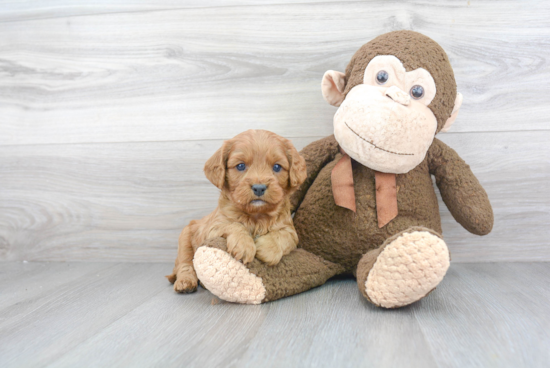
[167,129,307,293]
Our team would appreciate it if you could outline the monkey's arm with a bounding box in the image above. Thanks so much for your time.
[290,135,340,212]
[428,138,494,235]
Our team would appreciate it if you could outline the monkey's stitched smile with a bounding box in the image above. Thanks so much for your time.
[344,121,414,156]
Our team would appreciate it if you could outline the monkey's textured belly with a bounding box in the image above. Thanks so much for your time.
[293,154,442,272]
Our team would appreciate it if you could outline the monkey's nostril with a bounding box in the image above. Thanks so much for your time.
[385,86,410,106]
[251,184,267,197]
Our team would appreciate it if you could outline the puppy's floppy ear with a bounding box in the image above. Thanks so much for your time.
[284,138,307,190]
[204,140,231,189]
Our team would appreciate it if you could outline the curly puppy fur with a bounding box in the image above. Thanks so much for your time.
[167,129,307,293]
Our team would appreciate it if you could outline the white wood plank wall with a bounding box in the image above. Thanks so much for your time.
[0,1,549,262]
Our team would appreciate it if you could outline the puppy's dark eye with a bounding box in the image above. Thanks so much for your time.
[273,164,282,173]
[410,85,424,99]
[236,163,246,171]
[376,70,389,85]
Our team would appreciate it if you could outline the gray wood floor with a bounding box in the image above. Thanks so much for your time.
[0,262,548,367]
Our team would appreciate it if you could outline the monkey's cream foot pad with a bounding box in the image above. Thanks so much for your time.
[193,247,266,304]
[365,231,450,308]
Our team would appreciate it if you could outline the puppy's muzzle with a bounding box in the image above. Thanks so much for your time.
[252,184,267,197]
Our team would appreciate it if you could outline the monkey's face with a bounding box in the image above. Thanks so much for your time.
[322,32,463,174]
[333,55,438,174]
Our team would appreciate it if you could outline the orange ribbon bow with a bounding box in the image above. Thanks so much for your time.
[331,148,398,228]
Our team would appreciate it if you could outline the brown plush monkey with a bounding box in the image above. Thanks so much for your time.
[192,31,494,308]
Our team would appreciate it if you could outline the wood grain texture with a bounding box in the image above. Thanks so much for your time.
[1,131,548,263]
[0,262,113,312]
[0,262,548,367]
[413,262,550,368]
[0,0,334,22]
[0,263,168,367]
[1,0,549,145]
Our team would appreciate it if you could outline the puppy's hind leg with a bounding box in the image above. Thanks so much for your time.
[167,226,199,293]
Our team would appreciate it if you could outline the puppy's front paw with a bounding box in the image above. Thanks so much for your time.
[255,234,283,266]
[174,275,198,294]
[227,234,256,265]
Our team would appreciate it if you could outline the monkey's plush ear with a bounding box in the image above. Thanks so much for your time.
[284,139,307,190]
[204,141,230,189]
[321,70,346,107]
[440,92,463,133]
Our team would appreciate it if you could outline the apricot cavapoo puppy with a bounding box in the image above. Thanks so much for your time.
[167,129,307,293]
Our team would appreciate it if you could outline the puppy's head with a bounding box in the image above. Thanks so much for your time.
[204,129,306,214]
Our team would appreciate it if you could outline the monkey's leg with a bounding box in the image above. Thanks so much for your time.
[356,227,450,309]
[193,237,345,304]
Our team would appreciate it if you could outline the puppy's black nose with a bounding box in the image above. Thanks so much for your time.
[252,184,267,197]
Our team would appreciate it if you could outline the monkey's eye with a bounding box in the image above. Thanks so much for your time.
[236,163,246,171]
[273,164,282,173]
[410,85,424,99]
[376,70,389,85]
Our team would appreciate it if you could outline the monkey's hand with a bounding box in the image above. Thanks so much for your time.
[428,138,494,235]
